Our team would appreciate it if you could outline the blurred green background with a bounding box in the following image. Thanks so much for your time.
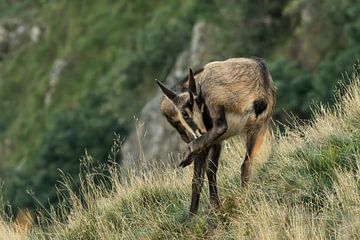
[0,0,359,212]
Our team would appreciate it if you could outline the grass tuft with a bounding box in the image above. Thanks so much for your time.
[1,70,360,239]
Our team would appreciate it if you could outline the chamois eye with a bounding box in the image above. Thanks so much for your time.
[181,111,189,118]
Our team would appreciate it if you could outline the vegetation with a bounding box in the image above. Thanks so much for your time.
[0,0,200,210]
[1,67,360,239]
[0,0,359,229]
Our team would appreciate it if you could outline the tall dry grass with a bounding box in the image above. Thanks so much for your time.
[1,67,359,239]
[0,219,24,240]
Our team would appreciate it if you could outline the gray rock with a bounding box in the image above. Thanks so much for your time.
[30,25,41,43]
[122,21,215,170]
[44,59,67,107]
[0,19,43,60]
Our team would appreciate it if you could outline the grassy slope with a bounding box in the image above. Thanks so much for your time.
[1,0,359,212]
[0,69,357,239]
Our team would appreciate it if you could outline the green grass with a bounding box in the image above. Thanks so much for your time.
[1,0,359,213]
[0,0,360,236]
[1,69,359,239]
[0,0,200,210]
[0,0,198,162]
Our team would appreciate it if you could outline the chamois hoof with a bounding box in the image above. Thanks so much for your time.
[179,149,195,167]
[178,212,198,224]
[209,199,222,211]
[179,159,192,168]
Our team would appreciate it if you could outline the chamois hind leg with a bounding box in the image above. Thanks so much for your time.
[206,143,222,209]
[241,125,267,186]
[189,148,209,215]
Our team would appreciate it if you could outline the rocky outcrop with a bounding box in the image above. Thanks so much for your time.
[0,19,42,60]
[122,21,215,169]
[44,59,67,107]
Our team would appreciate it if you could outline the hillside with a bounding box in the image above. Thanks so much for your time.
[0,0,199,210]
[0,0,359,227]
[1,68,359,239]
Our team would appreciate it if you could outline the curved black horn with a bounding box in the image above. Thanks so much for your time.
[188,68,197,95]
[156,80,177,100]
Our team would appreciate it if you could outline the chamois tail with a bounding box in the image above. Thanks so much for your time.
[252,57,270,90]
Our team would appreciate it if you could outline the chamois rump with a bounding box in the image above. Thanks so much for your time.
[157,57,275,214]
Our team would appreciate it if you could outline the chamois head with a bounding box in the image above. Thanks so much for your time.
[157,68,206,143]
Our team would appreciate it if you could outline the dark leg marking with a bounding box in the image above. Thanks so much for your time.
[189,148,209,215]
[206,143,222,209]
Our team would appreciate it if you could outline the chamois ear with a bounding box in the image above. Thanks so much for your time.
[188,68,197,95]
[195,88,203,105]
[156,80,177,101]
[189,90,194,106]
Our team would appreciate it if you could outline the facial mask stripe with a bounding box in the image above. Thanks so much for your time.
[186,118,198,133]
[179,117,197,139]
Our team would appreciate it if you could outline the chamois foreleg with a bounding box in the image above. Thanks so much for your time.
[206,143,222,209]
[241,125,267,186]
[180,106,227,167]
[189,148,209,214]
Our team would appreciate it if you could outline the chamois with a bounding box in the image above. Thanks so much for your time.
[157,69,222,213]
[157,57,275,214]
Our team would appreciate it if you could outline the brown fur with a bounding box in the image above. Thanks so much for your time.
[157,57,275,215]
[180,58,275,165]
[197,58,275,123]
